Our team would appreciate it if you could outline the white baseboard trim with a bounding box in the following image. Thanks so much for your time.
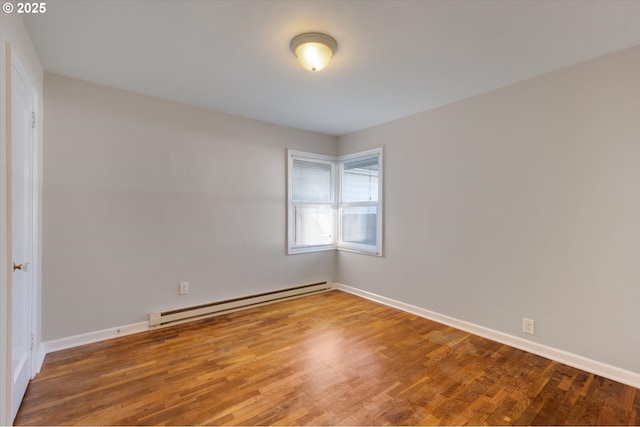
[43,321,149,355]
[334,283,640,389]
[35,343,46,373]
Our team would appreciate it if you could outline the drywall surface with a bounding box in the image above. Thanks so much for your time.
[337,47,640,373]
[42,74,337,340]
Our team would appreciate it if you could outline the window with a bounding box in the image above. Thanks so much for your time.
[339,152,381,254]
[287,148,382,255]
[289,155,336,252]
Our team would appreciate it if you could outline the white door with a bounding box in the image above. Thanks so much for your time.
[10,58,36,423]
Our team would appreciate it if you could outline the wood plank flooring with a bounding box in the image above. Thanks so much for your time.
[15,290,640,425]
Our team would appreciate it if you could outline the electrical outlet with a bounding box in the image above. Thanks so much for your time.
[523,318,535,335]
[179,282,189,295]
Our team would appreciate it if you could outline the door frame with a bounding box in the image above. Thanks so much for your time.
[1,39,12,427]
[2,44,41,424]
[11,45,39,376]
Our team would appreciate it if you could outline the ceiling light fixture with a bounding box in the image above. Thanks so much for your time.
[290,32,338,72]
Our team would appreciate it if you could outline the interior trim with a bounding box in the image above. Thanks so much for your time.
[335,283,640,389]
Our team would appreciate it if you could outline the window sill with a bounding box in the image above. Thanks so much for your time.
[337,246,382,257]
[288,246,382,257]
[288,245,336,255]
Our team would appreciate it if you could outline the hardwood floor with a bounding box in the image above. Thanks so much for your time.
[15,290,639,425]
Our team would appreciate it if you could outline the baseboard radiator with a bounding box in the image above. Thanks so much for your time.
[149,281,332,329]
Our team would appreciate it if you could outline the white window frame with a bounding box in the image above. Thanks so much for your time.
[287,148,383,256]
[338,148,383,256]
[287,150,337,254]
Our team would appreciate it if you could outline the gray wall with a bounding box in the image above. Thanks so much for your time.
[337,47,640,373]
[42,74,337,340]
[43,47,639,375]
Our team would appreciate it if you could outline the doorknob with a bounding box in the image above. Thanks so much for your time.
[13,262,27,272]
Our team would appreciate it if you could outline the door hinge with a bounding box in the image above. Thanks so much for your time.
[32,111,36,129]
[30,333,35,351]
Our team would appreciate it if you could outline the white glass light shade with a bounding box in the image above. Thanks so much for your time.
[290,33,338,72]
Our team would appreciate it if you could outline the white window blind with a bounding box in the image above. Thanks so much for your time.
[289,157,335,251]
[292,160,332,203]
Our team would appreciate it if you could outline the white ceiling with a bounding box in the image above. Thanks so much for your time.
[23,0,640,136]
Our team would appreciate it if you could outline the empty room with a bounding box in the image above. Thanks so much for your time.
[1,0,639,425]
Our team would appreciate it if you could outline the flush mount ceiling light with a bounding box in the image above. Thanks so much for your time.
[290,32,338,72]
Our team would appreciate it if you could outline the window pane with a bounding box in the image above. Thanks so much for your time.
[294,204,334,246]
[342,205,377,247]
[292,160,331,203]
[342,157,378,203]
